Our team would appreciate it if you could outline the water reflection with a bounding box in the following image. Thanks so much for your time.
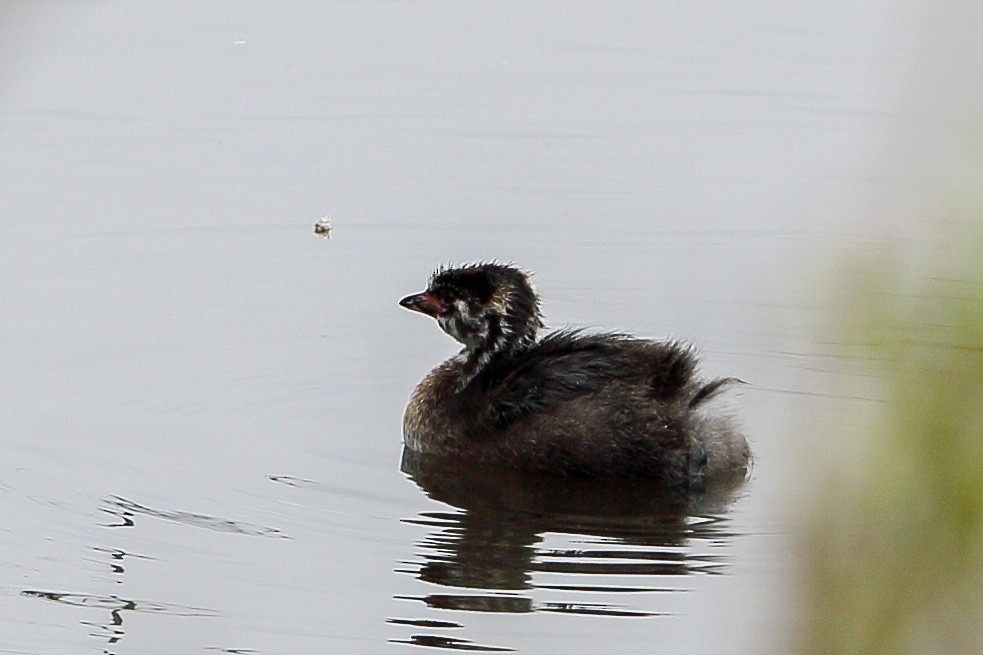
[392,448,747,650]
[88,546,156,584]
[22,577,217,653]
[101,495,289,538]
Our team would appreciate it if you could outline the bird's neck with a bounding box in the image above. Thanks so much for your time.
[455,319,537,389]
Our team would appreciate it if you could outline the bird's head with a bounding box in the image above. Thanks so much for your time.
[400,262,543,358]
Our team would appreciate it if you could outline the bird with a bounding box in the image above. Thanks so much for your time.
[399,262,750,486]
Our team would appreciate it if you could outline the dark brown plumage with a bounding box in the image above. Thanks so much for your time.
[399,262,750,485]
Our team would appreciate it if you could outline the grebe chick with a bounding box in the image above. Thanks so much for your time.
[399,262,750,485]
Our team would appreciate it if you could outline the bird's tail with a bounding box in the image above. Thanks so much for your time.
[689,377,744,409]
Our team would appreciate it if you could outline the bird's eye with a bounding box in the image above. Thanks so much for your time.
[433,287,456,302]
[424,288,459,316]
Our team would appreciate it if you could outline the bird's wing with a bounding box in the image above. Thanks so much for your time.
[475,331,698,429]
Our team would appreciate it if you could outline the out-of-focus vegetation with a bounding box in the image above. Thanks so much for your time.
[798,193,983,654]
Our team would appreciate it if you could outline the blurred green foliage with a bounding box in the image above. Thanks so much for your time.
[799,208,983,654]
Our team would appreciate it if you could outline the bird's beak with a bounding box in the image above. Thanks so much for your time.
[399,291,444,317]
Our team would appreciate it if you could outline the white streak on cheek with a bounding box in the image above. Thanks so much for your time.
[437,316,458,340]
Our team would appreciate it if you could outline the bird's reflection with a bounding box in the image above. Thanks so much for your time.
[391,447,748,650]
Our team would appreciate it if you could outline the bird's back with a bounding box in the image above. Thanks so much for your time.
[444,331,747,483]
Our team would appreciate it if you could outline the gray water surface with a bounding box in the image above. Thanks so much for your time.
[2,2,979,653]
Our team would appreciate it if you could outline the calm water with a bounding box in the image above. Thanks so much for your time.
[2,2,978,653]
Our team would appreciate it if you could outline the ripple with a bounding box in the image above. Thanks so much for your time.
[20,589,219,617]
[268,474,404,507]
[397,594,533,614]
[539,602,661,617]
[389,634,513,652]
[387,618,463,629]
[101,495,289,538]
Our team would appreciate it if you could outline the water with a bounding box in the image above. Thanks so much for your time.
[2,2,979,653]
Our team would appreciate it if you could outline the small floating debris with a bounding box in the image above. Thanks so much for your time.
[313,215,332,238]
